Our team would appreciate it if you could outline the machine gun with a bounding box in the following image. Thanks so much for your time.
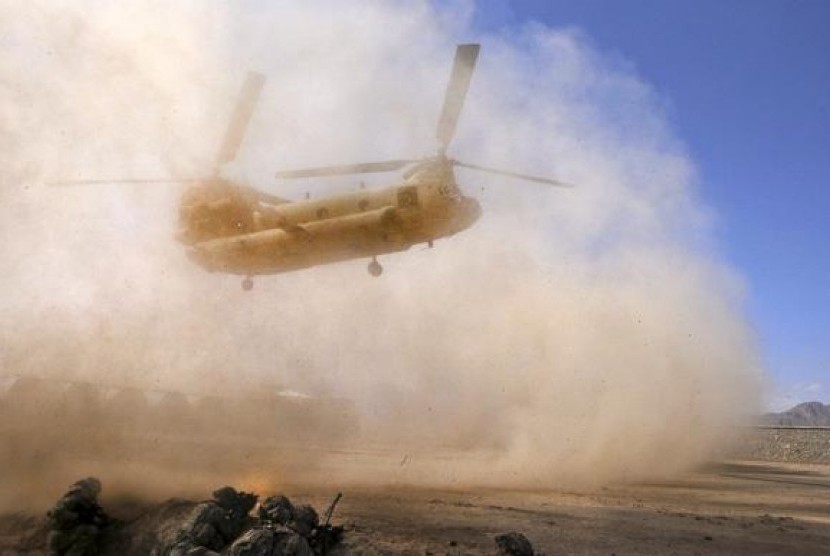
[310,492,344,555]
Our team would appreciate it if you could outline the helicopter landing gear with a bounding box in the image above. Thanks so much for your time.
[368,257,383,277]
[242,276,254,291]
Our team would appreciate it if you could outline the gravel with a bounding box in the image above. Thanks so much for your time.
[732,427,830,463]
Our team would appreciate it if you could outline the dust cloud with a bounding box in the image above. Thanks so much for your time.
[0,1,762,509]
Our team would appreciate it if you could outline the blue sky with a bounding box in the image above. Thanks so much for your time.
[474,0,829,408]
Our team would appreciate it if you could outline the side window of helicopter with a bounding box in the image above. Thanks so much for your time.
[397,186,419,208]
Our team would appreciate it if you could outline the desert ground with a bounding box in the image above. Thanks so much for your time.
[1,458,829,555]
[285,460,830,555]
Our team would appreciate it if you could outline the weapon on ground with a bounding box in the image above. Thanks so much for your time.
[314,492,344,555]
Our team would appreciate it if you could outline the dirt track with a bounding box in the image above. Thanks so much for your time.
[5,459,829,555]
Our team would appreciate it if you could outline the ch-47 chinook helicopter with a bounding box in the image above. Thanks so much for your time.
[54,44,571,290]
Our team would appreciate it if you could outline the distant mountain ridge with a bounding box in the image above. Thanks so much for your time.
[764,401,830,426]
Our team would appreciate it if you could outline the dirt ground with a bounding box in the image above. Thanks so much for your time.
[302,460,830,555]
[2,460,829,555]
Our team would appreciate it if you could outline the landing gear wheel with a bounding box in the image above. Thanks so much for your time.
[368,258,383,277]
[242,277,254,291]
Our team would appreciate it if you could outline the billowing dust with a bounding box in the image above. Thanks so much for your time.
[0,1,762,511]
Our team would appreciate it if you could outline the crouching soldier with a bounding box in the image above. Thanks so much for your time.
[47,477,109,556]
[165,486,258,556]
[225,495,313,556]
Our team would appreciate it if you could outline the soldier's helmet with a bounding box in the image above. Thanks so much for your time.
[258,495,294,525]
[71,477,102,498]
[495,532,534,556]
[212,486,258,514]
[212,486,239,505]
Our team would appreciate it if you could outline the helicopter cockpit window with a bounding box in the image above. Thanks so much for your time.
[397,186,419,208]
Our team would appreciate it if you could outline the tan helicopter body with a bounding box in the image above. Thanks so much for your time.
[53,44,568,290]
[179,161,481,283]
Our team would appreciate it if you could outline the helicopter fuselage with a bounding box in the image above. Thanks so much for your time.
[179,169,481,277]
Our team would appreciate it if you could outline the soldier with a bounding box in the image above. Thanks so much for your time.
[258,495,293,527]
[165,486,258,556]
[225,495,313,556]
[288,505,318,538]
[46,477,109,556]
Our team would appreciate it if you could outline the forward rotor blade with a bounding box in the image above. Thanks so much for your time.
[45,178,203,186]
[214,71,266,170]
[275,159,415,179]
[436,44,480,153]
[453,160,574,187]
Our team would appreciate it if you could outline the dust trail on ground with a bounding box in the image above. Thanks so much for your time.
[0,1,762,510]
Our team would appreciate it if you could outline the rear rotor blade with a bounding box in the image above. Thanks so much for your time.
[275,159,415,179]
[453,160,574,187]
[436,44,480,154]
[214,71,266,170]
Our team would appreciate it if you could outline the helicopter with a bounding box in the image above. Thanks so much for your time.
[53,44,571,290]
